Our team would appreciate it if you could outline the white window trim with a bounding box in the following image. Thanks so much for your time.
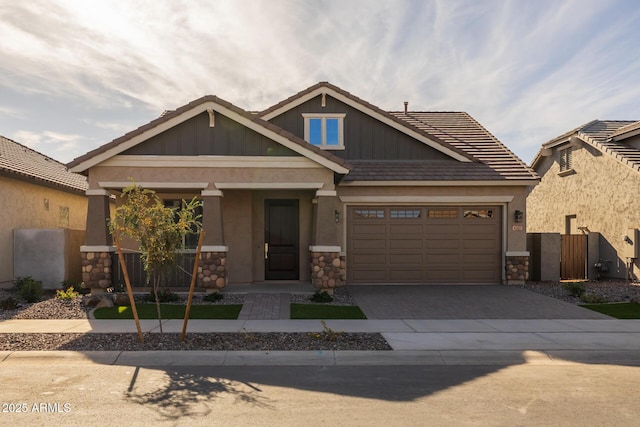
[302,113,346,150]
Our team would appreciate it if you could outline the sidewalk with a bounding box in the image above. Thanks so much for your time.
[2,318,640,366]
[1,292,640,366]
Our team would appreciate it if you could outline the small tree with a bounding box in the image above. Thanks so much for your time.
[110,182,202,333]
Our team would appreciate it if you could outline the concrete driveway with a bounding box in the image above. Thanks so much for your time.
[348,285,610,319]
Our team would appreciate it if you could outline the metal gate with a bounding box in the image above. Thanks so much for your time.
[561,234,587,280]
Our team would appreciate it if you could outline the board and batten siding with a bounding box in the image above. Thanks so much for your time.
[268,94,455,162]
[123,111,300,157]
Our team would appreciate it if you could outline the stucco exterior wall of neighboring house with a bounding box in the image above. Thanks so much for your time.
[528,121,640,280]
[0,176,87,286]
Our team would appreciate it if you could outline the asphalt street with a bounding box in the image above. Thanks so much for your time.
[1,360,640,426]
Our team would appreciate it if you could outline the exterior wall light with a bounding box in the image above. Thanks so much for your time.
[334,209,340,223]
[514,210,523,223]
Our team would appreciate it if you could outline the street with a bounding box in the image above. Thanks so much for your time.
[1,355,640,426]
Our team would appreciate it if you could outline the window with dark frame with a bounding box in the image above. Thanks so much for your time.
[164,199,203,249]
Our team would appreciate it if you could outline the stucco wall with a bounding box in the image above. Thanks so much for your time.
[0,176,87,286]
[528,142,640,279]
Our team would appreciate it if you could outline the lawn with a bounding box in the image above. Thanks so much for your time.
[93,304,242,319]
[290,304,367,319]
[581,303,640,319]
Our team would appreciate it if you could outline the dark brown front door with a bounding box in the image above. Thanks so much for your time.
[265,199,299,280]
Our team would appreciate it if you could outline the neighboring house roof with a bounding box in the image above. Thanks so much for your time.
[0,135,87,194]
[531,120,640,172]
[67,95,351,174]
[390,111,539,181]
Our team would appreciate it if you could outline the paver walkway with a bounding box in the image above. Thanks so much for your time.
[238,293,290,320]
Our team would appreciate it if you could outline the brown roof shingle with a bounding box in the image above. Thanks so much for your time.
[0,136,87,193]
[390,111,539,180]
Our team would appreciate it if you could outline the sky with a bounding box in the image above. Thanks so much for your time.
[1,0,639,165]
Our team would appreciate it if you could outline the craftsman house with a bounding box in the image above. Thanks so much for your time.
[528,120,640,280]
[68,82,538,293]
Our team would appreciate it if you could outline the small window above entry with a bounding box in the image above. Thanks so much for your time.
[303,113,346,150]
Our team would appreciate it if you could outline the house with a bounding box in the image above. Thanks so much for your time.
[67,82,538,293]
[0,136,88,287]
[528,120,640,280]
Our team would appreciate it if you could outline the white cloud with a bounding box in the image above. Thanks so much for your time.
[12,130,86,162]
[0,0,639,164]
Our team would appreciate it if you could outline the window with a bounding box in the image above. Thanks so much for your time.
[559,147,572,172]
[427,209,458,219]
[464,209,494,219]
[354,209,384,219]
[164,199,203,249]
[390,209,421,219]
[303,113,346,149]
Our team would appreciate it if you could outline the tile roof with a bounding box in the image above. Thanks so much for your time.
[577,120,640,171]
[389,111,539,181]
[0,135,87,193]
[342,160,505,182]
[533,120,640,172]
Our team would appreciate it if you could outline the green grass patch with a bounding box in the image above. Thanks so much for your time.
[581,303,640,319]
[290,304,366,319]
[93,304,242,320]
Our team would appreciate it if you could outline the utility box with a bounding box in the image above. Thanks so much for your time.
[623,228,639,259]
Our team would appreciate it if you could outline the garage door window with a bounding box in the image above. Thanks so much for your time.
[390,209,421,219]
[464,209,494,219]
[427,209,458,218]
[353,209,384,219]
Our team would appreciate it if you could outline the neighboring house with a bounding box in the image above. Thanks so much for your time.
[67,82,538,293]
[528,120,640,280]
[0,136,88,287]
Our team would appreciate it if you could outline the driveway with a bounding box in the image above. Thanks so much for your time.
[348,285,610,319]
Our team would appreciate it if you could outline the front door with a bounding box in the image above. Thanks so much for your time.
[264,199,299,280]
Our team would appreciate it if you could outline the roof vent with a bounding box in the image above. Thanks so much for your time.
[404,101,408,113]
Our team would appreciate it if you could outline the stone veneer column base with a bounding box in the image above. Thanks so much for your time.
[310,251,346,291]
[505,255,529,284]
[81,251,114,293]
[198,252,227,292]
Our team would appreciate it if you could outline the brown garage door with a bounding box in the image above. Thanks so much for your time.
[347,206,502,284]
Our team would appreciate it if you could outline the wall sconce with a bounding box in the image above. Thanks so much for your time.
[514,210,523,223]
[334,209,340,223]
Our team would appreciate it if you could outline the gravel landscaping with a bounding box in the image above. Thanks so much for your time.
[0,287,391,351]
[2,282,639,352]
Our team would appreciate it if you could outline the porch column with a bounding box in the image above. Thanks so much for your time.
[199,190,228,292]
[310,191,346,291]
[81,190,115,294]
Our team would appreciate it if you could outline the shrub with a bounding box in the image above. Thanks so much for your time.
[14,276,43,303]
[310,291,334,303]
[203,292,224,303]
[61,279,90,295]
[145,288,180,303]
[56,286,79,301]
[0,297,19,310]
[308,320,342,342]
[564,281,586,298]
[581,293,608,304]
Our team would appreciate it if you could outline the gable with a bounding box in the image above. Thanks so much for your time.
[123,110,299,157]
[267,94,455,161]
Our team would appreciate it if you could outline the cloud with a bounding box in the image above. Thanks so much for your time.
[12,130,86,162]
[1,0,639,164]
